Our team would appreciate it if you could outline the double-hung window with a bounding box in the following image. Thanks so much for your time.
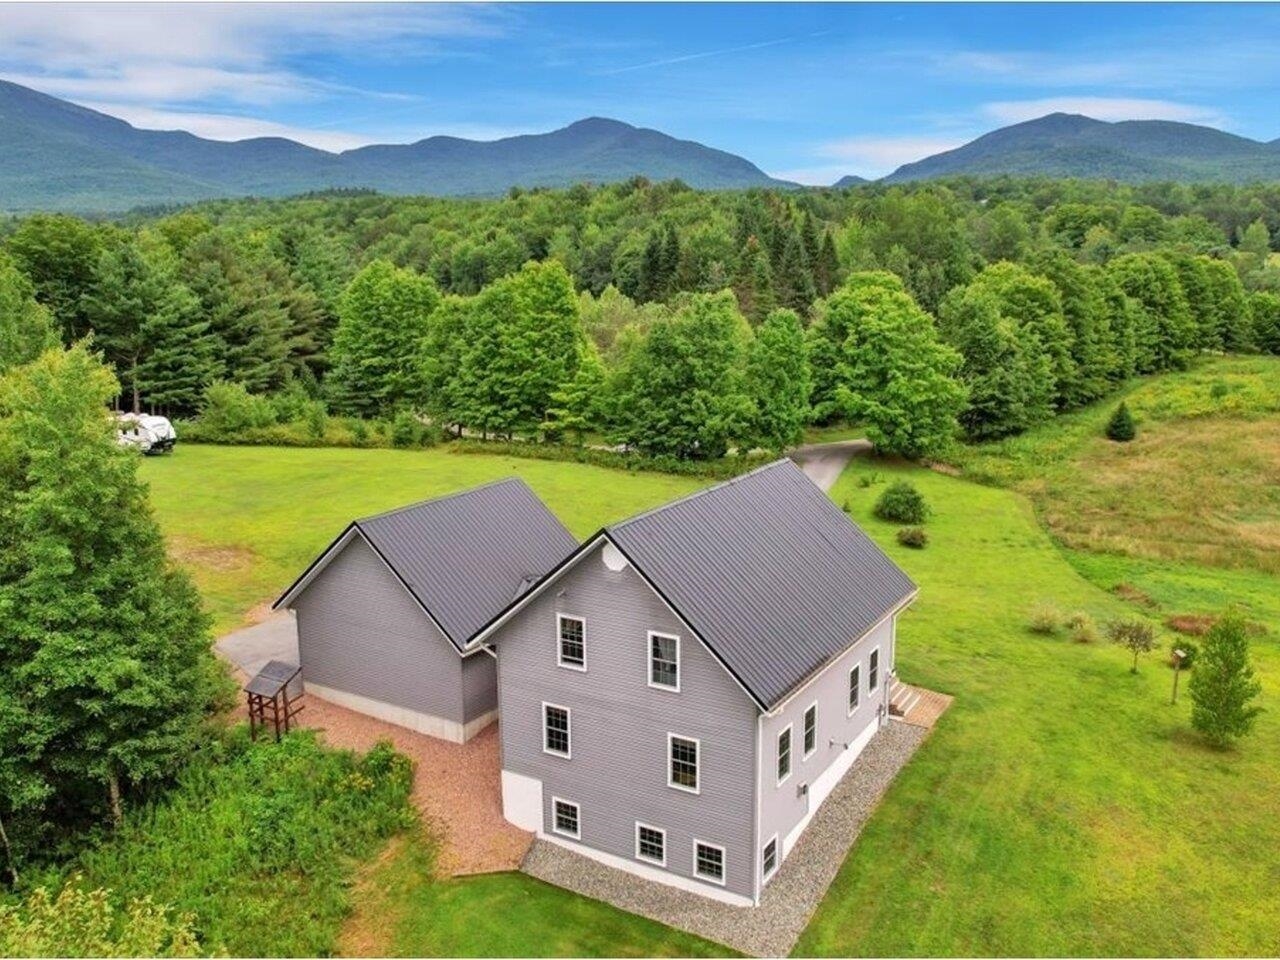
[776,725,792,785]
[694,841,726,885]
[668,734,699,793]
[543,703,570,757]
[848,664,861,714]
[557,615,585,670]
[869,648,880,692]
[552,798,580,838]
[803,704,817,758]
[649,632,680,690]
[636,823,666,865]
[762,836,778,881]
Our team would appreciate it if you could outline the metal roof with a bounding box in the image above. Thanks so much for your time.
[277,478,577,652]
[605,459,916,710]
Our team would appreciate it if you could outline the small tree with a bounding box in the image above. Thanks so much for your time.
[873,481,931,524]
[1189,611,1262,748]
[1106,402,1136,442]
[1106,618,1158,673]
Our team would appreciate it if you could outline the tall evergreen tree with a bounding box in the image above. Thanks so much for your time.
[0,346,231,839]
[1250,292,1280,355]
[328,259,440,417]
[1031,250,1114,404]
[776,229,817,314]
[1189,611,1262,749]
[815,231,840,296]
[732,236,777,324]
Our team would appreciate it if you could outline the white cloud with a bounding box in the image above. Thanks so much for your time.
[983,97,1227,126]
[810,135,970,177]
[769,164,869,187]
[77,102,377,152]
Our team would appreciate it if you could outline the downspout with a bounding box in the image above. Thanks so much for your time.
[752,709,763,905]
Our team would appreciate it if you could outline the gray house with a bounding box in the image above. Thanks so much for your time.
[273,478,576,743]
[472,459,917,905]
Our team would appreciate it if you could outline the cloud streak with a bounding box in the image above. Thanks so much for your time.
[601,31,828,76]
[982,96,1227,127]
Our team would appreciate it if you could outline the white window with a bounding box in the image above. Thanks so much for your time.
[557,614,585,671]
[635,823,666,865]
[762,836,778,882]
[668,734,699,793]
[648,631,680,690]
[869,647,880,692]
[543,702,570,757]
[552,798,579,838]
[776,725,792,785]
[694,840,726,885]
[803,703,817,759]
[848,664,861,714]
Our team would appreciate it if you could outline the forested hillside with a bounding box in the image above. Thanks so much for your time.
[2,176,1279,460]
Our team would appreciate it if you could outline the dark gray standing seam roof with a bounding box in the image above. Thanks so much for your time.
[278,478,577,652]
[606,459,916,710]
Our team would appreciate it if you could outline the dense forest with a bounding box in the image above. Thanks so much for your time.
[2,175,1279,460]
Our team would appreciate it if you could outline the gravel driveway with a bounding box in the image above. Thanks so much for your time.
[789,439,870,492]
[523,720,929,957]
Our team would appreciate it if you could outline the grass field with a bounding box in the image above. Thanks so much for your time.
[140,446,702,633]
[140,430,1280,956]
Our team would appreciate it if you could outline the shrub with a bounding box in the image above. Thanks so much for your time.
[1189,610,1262,748]
[857,471,883,489]
[1066,610,1100,644]
[197,381,278,435]
[873,481,931,524]
[390,411,438,449]
[1028,602,1062,635]
[1105,617,1158,672]
[1106,402,1136,442]
[897,526,928,549]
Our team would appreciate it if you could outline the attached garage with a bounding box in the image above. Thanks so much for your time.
[273,478,576,743]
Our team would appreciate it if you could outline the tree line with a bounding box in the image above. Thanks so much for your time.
[2,175,1280,459]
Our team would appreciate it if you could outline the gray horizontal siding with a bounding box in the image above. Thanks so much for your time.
[495,541,759,899]
[292,534,467,723]
[462,650,498,722]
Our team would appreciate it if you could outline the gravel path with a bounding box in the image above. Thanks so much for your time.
[522,720,928,957]
[788,439,871,492]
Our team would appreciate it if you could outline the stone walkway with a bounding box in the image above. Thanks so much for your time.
[523,720,929,957]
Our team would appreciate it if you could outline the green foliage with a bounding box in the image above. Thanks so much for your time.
[389,411,438,449]
[873,480,931,524]
[0,878,201,958]
[1104,617,1159,672]
[0,345,233,858]
[1065,610,1100,644]
[65,731,415,956]
[1188,610,1263,748]
[197,380,278,434]
[896,526,928,549]
[746,308,811,453]
[1250,292,1280,355]
[824,272,966,458]
[1170,638,1199,671]
[1027,602,1063,635]
[0,252,57,374]
[1106,401,1136,441]
[328,259,439,417]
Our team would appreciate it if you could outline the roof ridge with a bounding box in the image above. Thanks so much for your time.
[356,475,528,525]
[608,458,796,531]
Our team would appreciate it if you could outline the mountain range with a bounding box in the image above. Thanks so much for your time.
[2,78,1280,213]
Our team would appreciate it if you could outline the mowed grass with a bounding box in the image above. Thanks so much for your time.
[140,445,703,633]
[797,458,1280,955]
[953,356,1280,575]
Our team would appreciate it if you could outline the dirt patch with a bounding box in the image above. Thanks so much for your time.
[168,537,256,573]
[1166,613,1216,636]
[1114,582,1158,609]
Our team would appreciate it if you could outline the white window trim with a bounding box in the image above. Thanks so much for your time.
[762,834,779,884]
[847,664,861,717]
[551,796,580,839]
[634,821,667,866]
[693,839,727,886]
[802,702,818,760]
[667,732,701,795]
[647,630,681,692]
[542,701,571,759]
[556,613,587,672]
[869,645,881,692]
[776,723,793,787]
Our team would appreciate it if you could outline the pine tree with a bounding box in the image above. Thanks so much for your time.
[815,231,840,296]
[0,346,231,837]
[776,230,817,315]
[1250,292,1280,355]
[732,237,777,324]
[1189,611,1262,748]
[637,231,664,303]
[659,225,681,299]
[746,308,811,453]
[1106,402,1136,442]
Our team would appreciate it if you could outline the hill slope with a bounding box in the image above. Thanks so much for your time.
[886,113,1280,183]
[0,80,788,212]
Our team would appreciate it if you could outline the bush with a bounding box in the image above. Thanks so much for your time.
[873,481,931,524]
[1189,610,1262,748]
[1028,602,1062,635]
[896,526,928,549]
[197,381,278,435]
[390,411,440,449]
[1066,610,1100,644]
[1169,639,1199,670]
[1106,402,1136,442]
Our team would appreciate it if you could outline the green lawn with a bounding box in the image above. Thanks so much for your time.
[140,445,702,633]
[140,441,1280,956]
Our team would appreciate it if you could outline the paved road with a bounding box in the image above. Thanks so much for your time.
[789,438,871,492]
[215,613,298,676]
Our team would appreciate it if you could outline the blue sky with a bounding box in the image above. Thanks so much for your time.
[3,3,1280,181]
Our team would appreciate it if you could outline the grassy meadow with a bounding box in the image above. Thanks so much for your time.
[132,373,1280,956]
